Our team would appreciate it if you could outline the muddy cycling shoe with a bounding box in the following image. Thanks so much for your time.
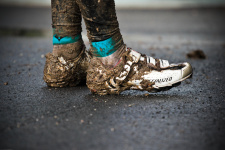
[43,47,92,87]
[87,47,192,95]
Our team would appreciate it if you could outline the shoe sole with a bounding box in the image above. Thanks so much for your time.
[46,78,86,88]
[46,82,78,88]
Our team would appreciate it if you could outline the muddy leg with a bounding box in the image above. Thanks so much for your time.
[43,0,92,87]
[52,0,84,60]
[76,0,125,67]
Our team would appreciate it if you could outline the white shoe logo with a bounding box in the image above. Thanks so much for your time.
[150,77,172,83]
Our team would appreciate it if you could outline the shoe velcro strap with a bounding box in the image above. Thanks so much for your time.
[145,55,170,69]
[160,59,170,68]
[146,56,156,65]
[129,50,141,63]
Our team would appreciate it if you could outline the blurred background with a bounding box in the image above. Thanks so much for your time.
[1,0,225,150]
[0,0,225,8]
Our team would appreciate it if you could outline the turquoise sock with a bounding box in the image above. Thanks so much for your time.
[91,36,120,57]
[53,34,81,45]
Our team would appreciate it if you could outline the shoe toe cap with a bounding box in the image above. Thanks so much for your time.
[182,62,193,78]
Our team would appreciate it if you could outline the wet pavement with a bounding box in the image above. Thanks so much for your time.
[0,6,225,150]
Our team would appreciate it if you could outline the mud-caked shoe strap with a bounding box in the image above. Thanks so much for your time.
[115,50,141,82]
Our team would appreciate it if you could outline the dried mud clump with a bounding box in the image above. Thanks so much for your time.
[187,49,206,59]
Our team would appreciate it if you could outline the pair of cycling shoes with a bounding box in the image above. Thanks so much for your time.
[43,46,192,95]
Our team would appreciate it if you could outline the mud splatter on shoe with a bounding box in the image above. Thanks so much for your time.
[43,47,92,87]
[87,47,192,95]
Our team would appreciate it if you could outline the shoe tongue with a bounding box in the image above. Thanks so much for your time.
[112,58,123,68]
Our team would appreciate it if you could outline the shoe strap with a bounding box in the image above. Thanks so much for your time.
[129,50,141,63]
[141,55,170,68]
[114,48,141,82]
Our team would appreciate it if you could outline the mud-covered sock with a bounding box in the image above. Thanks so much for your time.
[97,45,126,68]
[91,33,125,68]
[52,33,84,60]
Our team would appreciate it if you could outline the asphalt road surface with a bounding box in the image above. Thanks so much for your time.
[0,6,225,150]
